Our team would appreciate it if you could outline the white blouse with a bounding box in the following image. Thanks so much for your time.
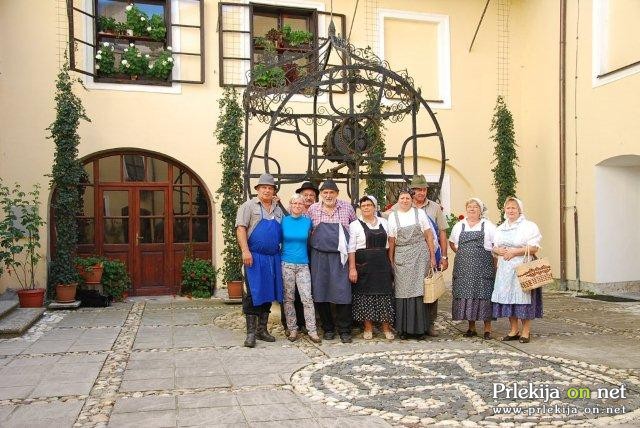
[347,217,389,252]
[387,208,432,238]
[449,218,497,251]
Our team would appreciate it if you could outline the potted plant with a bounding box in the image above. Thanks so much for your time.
[75,255,105,284]
[281,25,313,48]
[125,3,148,36]
[97,15,117,34]
[101,259,131,301]
[95,42,116,77]
[215,88,245,299]
[120,43,149,80]
[252,64,286,88]
[148,47,174,80]
[0,181,46,307]
[47,56,90,302]
[146,14,167,41]
[181,256,216,298]
[265,28,282,47]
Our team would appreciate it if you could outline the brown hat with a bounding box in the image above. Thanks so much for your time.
[295,181,319,196]
[409,174,429,189]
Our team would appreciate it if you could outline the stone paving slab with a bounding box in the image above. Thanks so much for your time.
[0,301,19,318]
[0,292,639,427]
[0,308,46,336]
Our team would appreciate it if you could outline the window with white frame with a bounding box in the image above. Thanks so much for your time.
[377,9,451,109]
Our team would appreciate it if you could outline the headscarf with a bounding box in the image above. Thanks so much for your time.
[359,194,378,209]
[466,197,488,218]
[504,196,524,213]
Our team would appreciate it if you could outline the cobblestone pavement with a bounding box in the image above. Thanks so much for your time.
[0,291,638,427]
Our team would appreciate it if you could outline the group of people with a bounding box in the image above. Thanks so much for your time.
[235,173,543,348]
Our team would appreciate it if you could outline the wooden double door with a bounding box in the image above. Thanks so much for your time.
[101,186,171,295]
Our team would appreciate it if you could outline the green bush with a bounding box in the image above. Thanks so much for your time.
[97,15,117,33]
[101,259,131,300]
[282,25,313,47]
[181,257,216,298]
[147,14,166,41]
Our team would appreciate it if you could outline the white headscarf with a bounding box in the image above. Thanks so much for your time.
[467,197,488,218]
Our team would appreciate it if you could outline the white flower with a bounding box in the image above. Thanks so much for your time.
[148,64,153,69]
[136,53,141,57]
[145,54,150,58]
[167,57,173,62]
[95,54,102,60]
[140,16,146,21]
[162,61,167,66]
[110,46,114,51]
[124,48,128,52]
[147,26,152,32]
[125,64,130,68]
[96,50,102,55]
[96,65,100,70]
[121,59,128,65]
[129,43,134,47]
[166,46,172,51]
[126,4,132,11]
[102,42,109,47]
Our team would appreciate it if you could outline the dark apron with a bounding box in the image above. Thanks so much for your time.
[452,222,495,300]
[354,220,393,295]
[245,206,283,306]
[309,222,351,304]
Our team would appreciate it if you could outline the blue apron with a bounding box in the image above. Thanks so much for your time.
[245,206,283,306]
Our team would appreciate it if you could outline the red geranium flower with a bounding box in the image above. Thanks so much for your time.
[458,214,465,220]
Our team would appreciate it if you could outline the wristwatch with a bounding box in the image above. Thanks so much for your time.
[441,256,448,260]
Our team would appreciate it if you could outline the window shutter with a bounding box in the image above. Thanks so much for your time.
[218,2,253,87]
[66,0,97,78]
[170,0,205,84]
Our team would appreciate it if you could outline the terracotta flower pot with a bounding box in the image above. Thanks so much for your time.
[77,265,104,284]
[56,283,78,303]
[226,280,243,299]
[17,288,45,308]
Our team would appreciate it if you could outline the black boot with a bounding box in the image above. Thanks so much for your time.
[244,314,257,348]
[256,312,276,342]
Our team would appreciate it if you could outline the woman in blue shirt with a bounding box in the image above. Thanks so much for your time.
[281,194,321,342]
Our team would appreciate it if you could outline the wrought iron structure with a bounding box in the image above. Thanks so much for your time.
[243,20,446,205]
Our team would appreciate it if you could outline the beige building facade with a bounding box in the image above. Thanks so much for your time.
[0,0,638,295]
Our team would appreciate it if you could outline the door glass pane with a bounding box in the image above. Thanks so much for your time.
[254,14,278,37]
[283,15,309,32]
[192,186,209,215]
[77,218,95,244]
[147,158,168,182]
[103,191,129,216]
[139,218,165,243]
[79,186,94,216]
[104,219,129,244]
[83,162,94,183]
[173,166,190,185]
[192,218,209,242]
[140,190,165,216]
[173,217,190,242]
[173,187,191,215]
[99,156,121,182]
[123,155,145,182]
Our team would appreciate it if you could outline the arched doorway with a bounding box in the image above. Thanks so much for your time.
[51,150,213,296]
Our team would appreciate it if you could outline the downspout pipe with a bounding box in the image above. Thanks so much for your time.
[559,0,568,290]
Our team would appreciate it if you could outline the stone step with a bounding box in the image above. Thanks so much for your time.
[0,307,46,337]
[0,300,19,319]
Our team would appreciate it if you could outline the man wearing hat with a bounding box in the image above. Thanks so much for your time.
[236,173,284,348]
[408,174,449,336]
[280,181,320,336]
[296,181,319,213]
[307,179,357,343]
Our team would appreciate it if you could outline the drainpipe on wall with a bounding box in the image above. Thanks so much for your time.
[559,0,568,290]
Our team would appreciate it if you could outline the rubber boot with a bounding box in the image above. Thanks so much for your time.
[244,314,257,348]
[256,312,276,342]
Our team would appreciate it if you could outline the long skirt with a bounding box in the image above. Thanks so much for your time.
[395,296,431,335]
[492,287,543,320]
[452,298,493,321]
[352,295,395,324]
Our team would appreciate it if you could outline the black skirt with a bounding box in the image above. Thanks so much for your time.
[394,296,431,335]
